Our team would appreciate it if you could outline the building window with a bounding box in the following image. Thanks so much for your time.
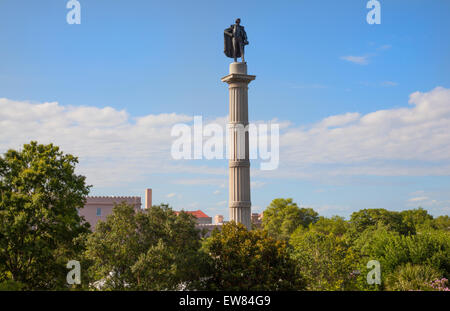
[96,208,102,216]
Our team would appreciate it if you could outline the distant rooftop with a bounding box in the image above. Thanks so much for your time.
[176,210,210,219]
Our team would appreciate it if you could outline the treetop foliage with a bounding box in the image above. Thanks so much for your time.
[203,222,305,291]
[1,142,448,291]
[262,198,319,241]
[0,141,91,289]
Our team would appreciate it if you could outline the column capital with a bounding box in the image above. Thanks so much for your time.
[221,73,256,85]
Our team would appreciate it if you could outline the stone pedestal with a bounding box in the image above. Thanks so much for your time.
[221,62,256,230]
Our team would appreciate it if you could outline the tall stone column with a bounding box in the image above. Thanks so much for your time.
[221,62,256,230]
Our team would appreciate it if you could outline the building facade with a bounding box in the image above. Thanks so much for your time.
[80,196,142,230]
[80,188,152,230]
[80,188,226,234]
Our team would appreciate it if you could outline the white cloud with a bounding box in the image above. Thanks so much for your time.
[276,87,450,177]
[319,112,360,128]
[340,55,370,65]
[405,190,450,214]
[0,98,205,188]
[136,113,192,127]
[1,86,450,193]
[408,196,428,202]
[342,45,390,66]
[166,193,176,198]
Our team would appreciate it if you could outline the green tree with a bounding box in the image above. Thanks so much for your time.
[290,229,360,290]
[400,208,433,233]
[203,222,305,290]
[308,216,349,236]
[0,142,91,290]
[84,203,209,290]
[433,215,450,231]
[349,208,412,235]
[262,198,318,240]
[353,225,450,289]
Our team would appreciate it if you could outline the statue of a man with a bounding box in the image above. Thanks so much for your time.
[224,18,249,62]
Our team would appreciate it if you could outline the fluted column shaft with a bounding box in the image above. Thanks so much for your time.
[221,62,255,230]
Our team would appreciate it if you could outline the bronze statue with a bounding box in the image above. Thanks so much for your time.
[224,18,248,63]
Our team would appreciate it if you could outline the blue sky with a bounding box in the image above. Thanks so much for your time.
[1,0,450,218]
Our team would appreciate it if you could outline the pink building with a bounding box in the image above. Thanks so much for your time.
[80,196,141,230]
[79,188,225,236]
[80,188,152,230]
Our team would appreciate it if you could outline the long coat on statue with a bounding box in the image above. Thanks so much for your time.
[224,25,248,58]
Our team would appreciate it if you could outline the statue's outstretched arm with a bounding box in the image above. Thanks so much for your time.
[224,30,233,37]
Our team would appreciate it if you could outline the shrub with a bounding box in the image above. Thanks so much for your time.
[385,263,442,291]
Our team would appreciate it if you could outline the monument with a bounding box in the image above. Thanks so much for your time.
[224,18,248,62]
[222,19,255,230]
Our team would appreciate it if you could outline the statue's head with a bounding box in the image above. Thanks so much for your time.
[235,18,241,25]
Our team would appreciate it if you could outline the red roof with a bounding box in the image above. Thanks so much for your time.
[176,210,210,218]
